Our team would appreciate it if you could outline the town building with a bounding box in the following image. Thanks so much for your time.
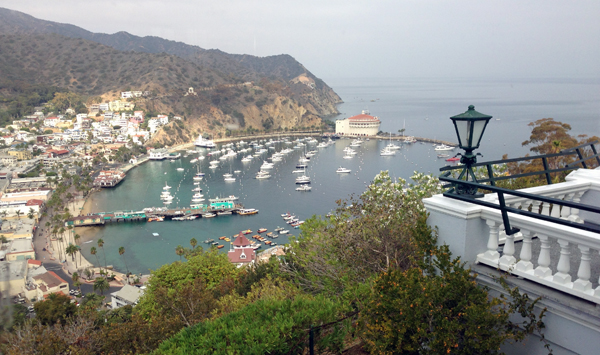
[7,149,32,161]
[227,233,256,266]
[32,270,69,300]
[335,110,381,137]
[110,284,144,309]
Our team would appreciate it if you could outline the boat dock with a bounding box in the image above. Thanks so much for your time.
[65,203,251,227]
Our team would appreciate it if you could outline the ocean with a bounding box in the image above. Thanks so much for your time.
[77,77,600,275]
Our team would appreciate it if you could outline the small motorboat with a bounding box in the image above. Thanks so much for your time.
[336,167,351,173]
[446,157,460,162]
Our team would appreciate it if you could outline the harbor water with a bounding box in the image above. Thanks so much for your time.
[78,77,600,275]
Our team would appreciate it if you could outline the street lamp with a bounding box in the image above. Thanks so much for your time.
[449,105,492,197]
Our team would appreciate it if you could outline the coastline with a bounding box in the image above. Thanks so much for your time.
[48,192,136,285]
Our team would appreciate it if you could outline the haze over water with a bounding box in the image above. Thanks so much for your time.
[79,77,600,275]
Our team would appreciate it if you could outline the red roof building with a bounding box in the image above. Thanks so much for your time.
[228,232,256,265]
[335,110,381,137]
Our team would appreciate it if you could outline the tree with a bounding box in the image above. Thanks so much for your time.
[74,234,81,265]
[27,208,35,221]
[503,118,600,187]
[283,171,443,296]
[135,250,238,319]
[175,245,185,261]
[190,238,197,250]
[90,246,101,277]
[155,295,350,354]
[66,243,79,268]
[359,216,546,354]
[98,238,108,275]
[93,277,110,297]
[72,272,81,293]
[15,210,22,220]
[34,293,77,325]
[119,246,130,283]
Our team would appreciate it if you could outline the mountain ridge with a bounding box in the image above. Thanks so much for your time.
[0,7,342,146]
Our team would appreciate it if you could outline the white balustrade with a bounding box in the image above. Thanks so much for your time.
[477,205,600,304]
[426,170,600,305]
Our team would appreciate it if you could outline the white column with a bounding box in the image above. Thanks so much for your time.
[483,219,500,263]
[553,239,572,284]
[541,200,550,216]
[534,234,553,278]
[568,191,584,223]
[499,231,518,267]
[561,193,574,220]
[550,195,564,218]
[516,229,534,273]
[573,245,592,292]
[532,200,542,215]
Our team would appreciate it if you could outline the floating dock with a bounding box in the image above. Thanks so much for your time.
[65,203,250,227]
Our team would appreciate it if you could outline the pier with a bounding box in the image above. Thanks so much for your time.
[65,203,248,227]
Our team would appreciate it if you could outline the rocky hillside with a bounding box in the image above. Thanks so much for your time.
[0,7,342,146]
[0,7,342,118]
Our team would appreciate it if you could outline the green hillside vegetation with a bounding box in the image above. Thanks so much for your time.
[0,172,548,354]
[0,33,229,96]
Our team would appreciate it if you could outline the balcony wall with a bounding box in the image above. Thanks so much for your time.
[424,168,600,354]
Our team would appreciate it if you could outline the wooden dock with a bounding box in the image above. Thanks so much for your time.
[65,203,248,227]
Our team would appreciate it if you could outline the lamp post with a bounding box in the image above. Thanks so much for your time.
[449,105,492,197]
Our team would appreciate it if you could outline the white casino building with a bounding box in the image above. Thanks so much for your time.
[335,110,381,137]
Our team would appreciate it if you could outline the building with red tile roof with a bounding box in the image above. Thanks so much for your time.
[228,232,256,265]
[335,110,381,137]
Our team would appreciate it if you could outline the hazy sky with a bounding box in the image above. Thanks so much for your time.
[3,0,600,80]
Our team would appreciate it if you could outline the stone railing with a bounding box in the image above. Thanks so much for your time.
[424,168,600,305]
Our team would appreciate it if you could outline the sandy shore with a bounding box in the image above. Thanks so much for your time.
[46,194,136,285]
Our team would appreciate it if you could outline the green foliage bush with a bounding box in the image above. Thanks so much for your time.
[155,295,349,355]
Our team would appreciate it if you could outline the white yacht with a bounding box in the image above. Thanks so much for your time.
[336,167,351,173]
[260,161,274,170]
[194,134,216,148]
[295,175,311,184]
[296,185,312,192]
[434,144,455,151]
[224,176,236,182]
[380,147,396,156]
[256,171,271,179]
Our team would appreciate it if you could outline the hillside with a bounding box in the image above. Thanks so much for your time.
[0,7,342,115]
[0,7,342,146]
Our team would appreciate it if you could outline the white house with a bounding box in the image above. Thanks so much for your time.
[157,115,169,125]
[111,284,144,309]
[43,117,58,127]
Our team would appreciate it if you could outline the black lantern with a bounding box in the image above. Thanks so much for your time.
[449,105,492,197]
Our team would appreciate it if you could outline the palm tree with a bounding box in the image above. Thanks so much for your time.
[190,238,197,250]
[98,238,108,274]
[93,277,110,297]
[175,245,185,261]
[66,243,79,268]
[15,210,22,220]
[72,272,81,294]
[90,247,101,277]
[27,208,35,221]
[74,234,81,265]
[118,246,130,283]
